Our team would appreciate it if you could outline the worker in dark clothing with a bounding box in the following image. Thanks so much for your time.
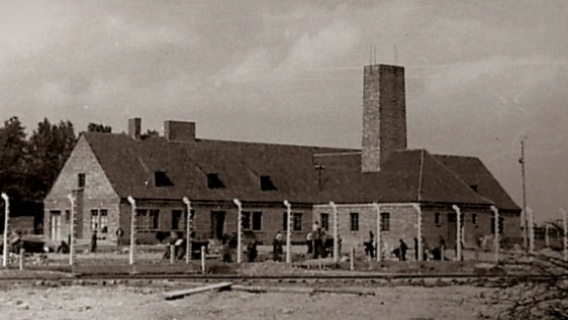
[90,230,98,253]
[247,239,258,262]
[273,232,283,261]
[414,237,419,260]
[399,239,408,261]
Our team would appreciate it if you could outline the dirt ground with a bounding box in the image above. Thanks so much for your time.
[0,282,497,320]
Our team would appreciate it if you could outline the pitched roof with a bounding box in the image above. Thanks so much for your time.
[434,155,521,211]
[314,149,495,207]
[82,132,517,210]
[82,132,353,203]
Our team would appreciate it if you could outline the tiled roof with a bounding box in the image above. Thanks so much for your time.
[315,149,496,207]
[82,132,518,210]
[434,155,521,211]
[82,132,353,203]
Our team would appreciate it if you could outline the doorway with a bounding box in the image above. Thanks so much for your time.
[210,211,226,240]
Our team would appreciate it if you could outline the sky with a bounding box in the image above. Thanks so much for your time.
[0,0,567,222]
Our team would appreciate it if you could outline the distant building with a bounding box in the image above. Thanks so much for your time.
[44,64,521,252]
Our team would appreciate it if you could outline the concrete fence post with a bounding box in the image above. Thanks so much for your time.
[412,204,422,261]
[490,206,499,263]
[373,202,381,262]
[452,205,462,261]
[182,197,192,264]
[330,202,338,263]
[1,193,9,268]
[127,196,136,265]
[67,194,76,266]
[283,200,292,264]
[233,199,242,264]
[528,207,535,254]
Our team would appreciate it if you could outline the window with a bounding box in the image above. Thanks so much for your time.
[470,185,478,193]
[207,173,225,189]
[293,212,302,231]
[491,217,504,234]
[381,212,390,231]
[172,210,185,230]
[434,212,441,225]
[90,209,108,233]
[320,213,329,231]
[472,213,478,225]
[136,209,160,230]
[90,209,99,231]
[252,212,262,231]
[260,175,277,191]
[283,212,302,231]
[350,213,359,231]
[448,212,456,222]
[242,211,252,230]
[154,171,173,187]
[65,210,70,222]
[78,173,86,188]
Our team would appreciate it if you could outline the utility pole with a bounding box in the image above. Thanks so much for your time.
[520,138,528,252]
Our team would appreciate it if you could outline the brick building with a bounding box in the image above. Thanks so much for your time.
[43,63,521,253]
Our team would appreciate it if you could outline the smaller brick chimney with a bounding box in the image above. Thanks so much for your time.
[164,120,196,142]
[128,118,141,140]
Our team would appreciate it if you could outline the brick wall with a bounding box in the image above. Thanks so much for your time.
[44,136,120,242]
[362,64,407,172]
[117,200,313,245]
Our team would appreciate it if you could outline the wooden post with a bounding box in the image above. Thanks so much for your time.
[233,199,242,264]
[1,193,9,268]
[201,246,206,274]
[412,204,422,261]
[373,202,381,262]
[127,196,136,265]
[183,197,192,264]
[490,206,499,262]
[561,208,567,261]
[453,205,462,261]
[283,200,292,264]
[67,194,75,266]
[330,202,338,263]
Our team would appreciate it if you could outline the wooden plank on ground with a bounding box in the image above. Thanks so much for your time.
[163,282,233,300]
[231,284,374,296]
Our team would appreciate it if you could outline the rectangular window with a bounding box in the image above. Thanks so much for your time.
[65,210,70,222]
[90,209,99,231]
[320,213,329,231]
[78,173,86,188]
[252,212,262,231]
[434,212,441,225]
[350,212,359,231]
[242,211,252,230]
[472,213,478,225]
[448,212,456,222]
[293,212,302,231]
[283,212,288,231]
[172,210,185,230]
[149,209,160,229]
[136,209,155,230]
[154,171,173,187]
[100,209,108,233]
[381,212,390,231]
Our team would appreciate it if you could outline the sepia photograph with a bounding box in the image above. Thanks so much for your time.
[0,0,567,319]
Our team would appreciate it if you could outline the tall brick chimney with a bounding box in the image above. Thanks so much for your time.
[128,118,141,140]
[164,120,196,142]
[361,64,407,172]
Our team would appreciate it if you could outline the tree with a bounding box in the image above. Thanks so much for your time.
[0,117,30,200]
[27,118,76,200]
[141,129,159,140]
[87,123,112,133]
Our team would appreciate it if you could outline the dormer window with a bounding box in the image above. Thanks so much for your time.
[260,175,277,191]
[78,173,86,188]
[154,171,173,187]
[470,185,478,193]
[207,173,225,189]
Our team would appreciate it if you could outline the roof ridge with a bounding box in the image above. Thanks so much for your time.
[428,153,494,205]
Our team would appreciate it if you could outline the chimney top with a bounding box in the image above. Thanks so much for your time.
[164,120,196,142]
[128,118,141,140]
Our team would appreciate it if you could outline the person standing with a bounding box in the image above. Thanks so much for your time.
[116,227,124,247]
[273,231,283,261]
[306,232,313,255]
[399,239,408,261]
[90,230,98,253]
